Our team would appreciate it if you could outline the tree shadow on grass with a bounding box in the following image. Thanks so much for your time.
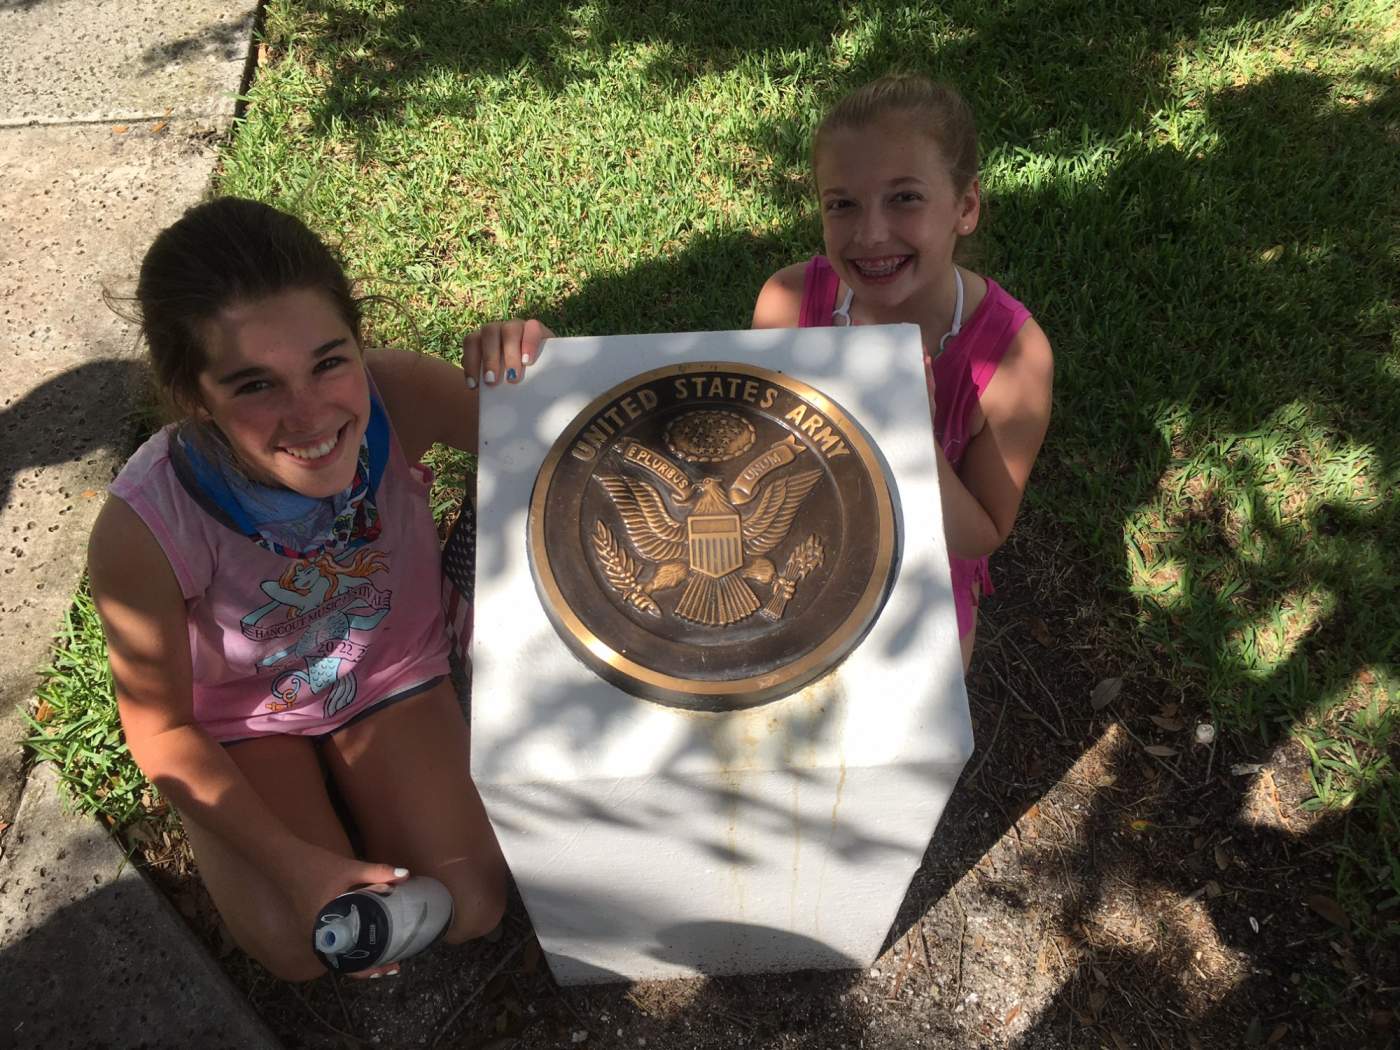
[267,0,1320,147]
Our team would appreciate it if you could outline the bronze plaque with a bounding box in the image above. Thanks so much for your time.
[529,362,899,711]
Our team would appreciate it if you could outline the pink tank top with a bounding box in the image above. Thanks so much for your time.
[798,256,1031,636]
[110,421,451,743]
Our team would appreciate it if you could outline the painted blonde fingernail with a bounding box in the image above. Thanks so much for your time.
[370,972,383,980]
[465,376,477,389]
[393,867,409,877]
[521,352,532,364]
[484,370,496,384]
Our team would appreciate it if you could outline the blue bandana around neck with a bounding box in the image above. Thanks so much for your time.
[176,392,390,559]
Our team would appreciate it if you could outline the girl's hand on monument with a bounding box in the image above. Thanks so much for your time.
[462,319,553,389]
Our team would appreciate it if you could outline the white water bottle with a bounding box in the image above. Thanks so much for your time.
[312,876,455,973]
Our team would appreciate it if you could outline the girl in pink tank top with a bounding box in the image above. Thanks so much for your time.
[753,77,1054,672]
[89,198,552,980]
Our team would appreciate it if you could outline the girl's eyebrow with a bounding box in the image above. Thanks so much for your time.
[821,175,928,197]
[214,337,349,386]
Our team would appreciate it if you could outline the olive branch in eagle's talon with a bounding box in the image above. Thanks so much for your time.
[592,520,662,617]
[761,535,825,621]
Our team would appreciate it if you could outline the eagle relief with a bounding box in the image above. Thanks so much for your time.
[529,363,898,711]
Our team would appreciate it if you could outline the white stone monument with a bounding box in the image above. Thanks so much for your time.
[472,325,972,984]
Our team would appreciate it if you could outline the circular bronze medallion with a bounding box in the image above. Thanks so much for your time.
[529,362,899,711]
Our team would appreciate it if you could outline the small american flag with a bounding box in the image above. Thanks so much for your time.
[440,495,476,661]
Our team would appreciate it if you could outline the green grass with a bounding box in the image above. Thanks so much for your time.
[25,588,151,829]
[28,0,1399,962]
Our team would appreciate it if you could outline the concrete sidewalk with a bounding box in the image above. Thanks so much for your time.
[0,1,277,1045]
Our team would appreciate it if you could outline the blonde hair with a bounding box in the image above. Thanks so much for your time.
[813,76,979,193]
[280,548,389,598]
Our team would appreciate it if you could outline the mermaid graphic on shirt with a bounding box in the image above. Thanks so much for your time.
[240,549,392,718]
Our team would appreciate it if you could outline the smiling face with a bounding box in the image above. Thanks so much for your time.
[815,116,980,316]
[193,287,370,499]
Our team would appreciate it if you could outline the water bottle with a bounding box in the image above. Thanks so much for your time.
[312,876,455,973]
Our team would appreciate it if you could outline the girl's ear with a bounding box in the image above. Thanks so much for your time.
[957,176,982,236]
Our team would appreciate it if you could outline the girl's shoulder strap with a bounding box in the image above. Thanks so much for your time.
[963,278,1033,395]
[107,425,215,600]
[798,255,841,329]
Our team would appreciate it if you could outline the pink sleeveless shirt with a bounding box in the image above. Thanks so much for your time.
[109,422,451,743]
[798,256,1031,637]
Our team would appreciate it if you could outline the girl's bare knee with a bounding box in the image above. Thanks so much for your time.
[225,914,327,983]
[254,941,327,983]
[440,866,507,944]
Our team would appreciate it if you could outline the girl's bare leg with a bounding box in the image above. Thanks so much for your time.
[178,734,351,982]
[960,611,978,675]
[960,581,981,675]
[325,679,507,944]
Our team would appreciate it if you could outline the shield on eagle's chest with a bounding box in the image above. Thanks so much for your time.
[687,510,743,578]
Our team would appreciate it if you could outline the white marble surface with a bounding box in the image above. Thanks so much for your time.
[473,325,973,982]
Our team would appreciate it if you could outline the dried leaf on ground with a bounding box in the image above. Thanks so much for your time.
[1231,762,1265,776]
[1245,1016,1264,1044]
[1214,844,1231,871]
[1090,677,1123,710]
[1088,989,1107,1018]
[1306,894,1351,929]
[127,823,160,848]
[1267,1023,1289,1044]
[1144,744,1179,758]
[1029,617,1053,647]
[33,700,53,723]
[1149,715,1185,731]
[1003,1004,1021,1025]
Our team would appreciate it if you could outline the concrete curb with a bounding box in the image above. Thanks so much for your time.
[1,764,280,1049]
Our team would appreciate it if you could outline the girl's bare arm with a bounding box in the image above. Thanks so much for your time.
[936,318,1054,559]
[367,319,553,464]
[750,264,806,329]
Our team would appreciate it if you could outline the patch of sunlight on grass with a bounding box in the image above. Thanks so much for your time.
[1170,0,1400,93]
[1223,586,1335,677]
